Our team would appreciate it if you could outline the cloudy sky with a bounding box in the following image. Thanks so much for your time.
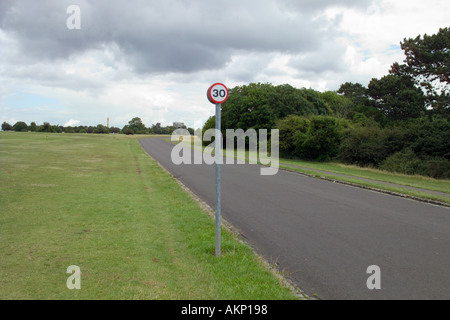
[0,0,448,129]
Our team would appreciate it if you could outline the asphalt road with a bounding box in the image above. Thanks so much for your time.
[139,137,450,300]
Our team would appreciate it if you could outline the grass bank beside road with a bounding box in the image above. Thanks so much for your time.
[0,132,299,299]
[277,159,449,205]
[170,136,449,204]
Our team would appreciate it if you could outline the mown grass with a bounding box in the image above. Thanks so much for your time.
[0,132,299,300]
[277,160,449,204]
[278,158,450,194]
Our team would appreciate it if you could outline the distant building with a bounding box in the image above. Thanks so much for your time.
[173,122,185,128]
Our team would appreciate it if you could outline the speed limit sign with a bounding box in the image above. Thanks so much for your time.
[207,83,229,104]
[206,83,228,256]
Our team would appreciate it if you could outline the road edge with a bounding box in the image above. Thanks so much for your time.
[137,139,312,300]
[278,166,450,209]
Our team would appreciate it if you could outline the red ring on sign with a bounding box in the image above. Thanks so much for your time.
[207,83,229,104]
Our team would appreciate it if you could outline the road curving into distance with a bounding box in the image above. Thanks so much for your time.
[139,137,450,300]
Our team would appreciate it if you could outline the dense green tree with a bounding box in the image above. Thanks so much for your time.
[13,121,28,132]
[403,115,450,159]
[337,82,372,107]
[338,125,389,166]
[277,115,348,161]
[298,116,347,161]
[122,125,134,135]
[109,126,120,134]
[39,122,53,133]
[221,83,328,136]
[320,91,355,118]
[336,82,388,124]
[150,123,163,134]
[2,122,13,131]
[128,117,146,134]
[368,74,426,121]
[277,115,310,157]
[347,105,387,126]
[64,126,75,133]
[390,27,449,110]
[222,83,275,132]
[28,122,37,132]
[94,124,109,134]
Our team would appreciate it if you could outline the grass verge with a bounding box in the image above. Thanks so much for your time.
[169,136,449,204]
[0,132,300,300]
[277,160,449,205]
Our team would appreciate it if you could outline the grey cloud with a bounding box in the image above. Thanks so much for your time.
[288,40,348,75]
[278,0,373,13]
[1,0,342,75]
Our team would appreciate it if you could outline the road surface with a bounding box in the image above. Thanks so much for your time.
[139,137,450,300]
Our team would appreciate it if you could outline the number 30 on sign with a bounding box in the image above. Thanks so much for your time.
[207,83,229,104]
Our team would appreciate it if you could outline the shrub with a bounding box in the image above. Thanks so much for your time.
[428,158,450,179]
[1,122,13,131]
[338,125,388,166]
[297,116,345,161]
[13,121,28,132]
[379,149,428,175]
[277,115,310,157]
[278,115,348,161]
[122,126,134,135]
[379,149,450,179]
[404,116,450,159]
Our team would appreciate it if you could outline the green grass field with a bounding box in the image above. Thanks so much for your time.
[0,132,299,300]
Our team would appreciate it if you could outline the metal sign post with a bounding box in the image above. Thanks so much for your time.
[207,83,229,256]
[214,103,222,257]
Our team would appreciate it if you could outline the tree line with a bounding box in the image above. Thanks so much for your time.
[202,28,449,179]
[1,117,195,136]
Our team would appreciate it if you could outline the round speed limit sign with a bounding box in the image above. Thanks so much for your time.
[207,83,229,104]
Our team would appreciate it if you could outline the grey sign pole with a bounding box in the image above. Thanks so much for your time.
[207,83,228,257]
[215,103,221,257]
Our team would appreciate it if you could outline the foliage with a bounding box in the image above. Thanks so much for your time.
[338,125,389,166]
[320,91,355,118]
[297,116,347,161]
[337,82,372,107]
[93,124,109,134]
[390,27,449,110]
[379,148,428,175]
[368,74,426,121]
[221,83,328,134]
[109,126,121,134]
[277,115,348,161]
[28,122,37,132]
[13,121,28,132]
[122,125,134,135]
[402,115,450,159]
[2,122,13,131]
[277,115,310,157]
[380,149,450,179]
[127,117,147,134]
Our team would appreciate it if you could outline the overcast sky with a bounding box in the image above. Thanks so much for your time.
[0,0,448,129]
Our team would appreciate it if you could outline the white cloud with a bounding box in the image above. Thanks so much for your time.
[64,119,80,127]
